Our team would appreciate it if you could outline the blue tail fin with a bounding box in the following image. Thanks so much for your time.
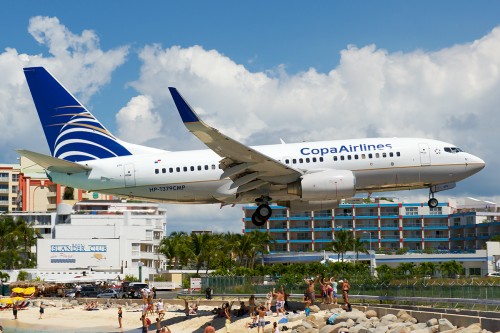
[23,67,132,162]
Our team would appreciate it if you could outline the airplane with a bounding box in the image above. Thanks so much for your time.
[20,66,485,226]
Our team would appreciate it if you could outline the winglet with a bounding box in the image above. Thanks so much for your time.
[168,87,201,123]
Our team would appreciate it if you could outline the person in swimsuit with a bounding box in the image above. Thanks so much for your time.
[39,302,45,319]
[156,299,165,320]
[266,290,273,311]
[224,302,232,333]
[302,295,311,317]
[257,305,267,333]
[118,307,123,328]
[249,294,256,314]
[12,303,17,320]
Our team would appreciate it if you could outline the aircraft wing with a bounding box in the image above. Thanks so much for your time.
[168,88,303,193]
[17,149,92,174]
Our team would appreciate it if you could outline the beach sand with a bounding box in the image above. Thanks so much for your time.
[0,299,302,333]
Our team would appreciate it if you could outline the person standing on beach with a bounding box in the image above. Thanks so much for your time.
[12,302,18,320]
[266,289,273,312]
[257,305,266,333]
[224,302,232,333]
[118,307,123,328]
[140,314,149,333]
[330,276,338,305]
[39,302,44,319]
[341,278,351,311]
[304,275,319,304]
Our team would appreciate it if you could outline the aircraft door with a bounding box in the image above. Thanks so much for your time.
[124,164,136,187]
[418,143,431,166]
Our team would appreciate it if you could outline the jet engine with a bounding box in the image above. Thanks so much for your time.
[287,170,356,201]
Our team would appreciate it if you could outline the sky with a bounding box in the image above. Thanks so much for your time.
[1,1,500,233]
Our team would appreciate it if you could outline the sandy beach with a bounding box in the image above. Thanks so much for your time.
[0,299,301,333]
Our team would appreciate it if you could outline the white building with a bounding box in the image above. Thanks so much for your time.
[8,200,167,282]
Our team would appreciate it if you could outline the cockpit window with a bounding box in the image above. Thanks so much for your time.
[444,147,463,153]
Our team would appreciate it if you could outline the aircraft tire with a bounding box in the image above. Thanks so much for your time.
[428,198,438,208]
[252,213,266,227]
[256,204,273,220]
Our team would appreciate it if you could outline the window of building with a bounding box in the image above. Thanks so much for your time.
[429,207,442,215]
[405,207,418,215]
[12,174,19,182]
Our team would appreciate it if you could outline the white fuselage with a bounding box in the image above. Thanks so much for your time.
[47,137,485,204]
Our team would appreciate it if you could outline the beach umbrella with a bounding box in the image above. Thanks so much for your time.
[0,298,13,304]
[24,287,36,295]
[12,296,26,301]
[12,287,25,293]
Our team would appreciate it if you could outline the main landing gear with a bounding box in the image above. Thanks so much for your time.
[251,196,273,227]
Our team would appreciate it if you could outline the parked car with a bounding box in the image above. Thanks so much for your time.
[116,282,149,299]
[80,285,99,298]
[486,272,500,277]
[65,289,76,298]
[96,289,118,298]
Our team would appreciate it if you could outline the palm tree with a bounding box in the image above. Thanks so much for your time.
[158,237,176,269]
[395,262,416,277]
[352,237,368,261]
[417,262,437,277]
[440,260,463,278]
[190,232,211,274]
[332,230,353,262]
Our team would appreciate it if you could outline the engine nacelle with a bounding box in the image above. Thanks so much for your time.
[287,170,356,201]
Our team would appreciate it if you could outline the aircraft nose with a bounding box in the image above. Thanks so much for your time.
[467,155,485,172]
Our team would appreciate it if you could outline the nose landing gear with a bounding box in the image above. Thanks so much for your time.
[251,196,273,226]
[428,193,438,208]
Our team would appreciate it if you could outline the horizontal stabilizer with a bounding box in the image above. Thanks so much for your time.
[17,149,91,174]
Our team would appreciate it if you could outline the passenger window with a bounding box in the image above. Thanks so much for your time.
[162,168,166,173]
[333,156,338,161]
[319,157,323,162]
[169,168,173,173]
[361,154,366,159]
[183,167,187,172]
[205,165,209,170]
[176,167,180,172]
[299,158,303,163]
[190,166,194,171]
[368,154,372,159]
[354,155,358,160]
[382,153,386,158]
[396,152,401,157]
[285,159,290,164]
[375,153,380,158]
[155,169,159,174]
[212,165,216,170]
[198,166,202,171]
[312,157,317,162]
[340,156,345,161]
[347,155,352,160]
[306,158,310,163]
[389,152,393,157]
[292,159,297,164]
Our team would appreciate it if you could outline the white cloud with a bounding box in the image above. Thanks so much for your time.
[116,95,163,144]
[0,16,128,161]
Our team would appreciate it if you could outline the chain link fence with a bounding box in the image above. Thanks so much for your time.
[199,276,500,306]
